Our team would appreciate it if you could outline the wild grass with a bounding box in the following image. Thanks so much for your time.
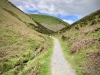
[2,39,54,75]
[0,0,54,74]
[0,34,52,74]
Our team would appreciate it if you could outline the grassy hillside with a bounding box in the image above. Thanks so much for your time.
[59,9,100,33]
[0,0,53,74]
[59,9,100,75]
[1,0,54,35]
[29,14,69,31]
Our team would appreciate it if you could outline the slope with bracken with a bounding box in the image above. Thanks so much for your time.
[0,0,53,74]
[60,9,100,75]
[29,14,69,32]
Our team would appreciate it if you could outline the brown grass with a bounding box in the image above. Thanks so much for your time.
[85,50,100,75]
[29,62,41,75]
[70,38,97,53]
[80,25,100,34]
[41,23,65,31]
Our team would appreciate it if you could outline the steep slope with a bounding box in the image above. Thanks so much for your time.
[59,9,100,33]
[28,21,55,35]
[29,14,69,32]
[0,0,53,74]
[2,0,54,35]
[59,9,100,75]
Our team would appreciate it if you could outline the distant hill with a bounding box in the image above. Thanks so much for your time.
[0,0,53,74]
[29,14,69,31]
[60,9,100,75]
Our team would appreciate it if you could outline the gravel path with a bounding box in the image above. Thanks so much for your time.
[51,37,76,75]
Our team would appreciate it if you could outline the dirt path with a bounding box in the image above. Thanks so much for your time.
[51,37,76,75]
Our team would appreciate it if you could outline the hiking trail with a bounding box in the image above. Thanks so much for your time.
[51,37,76,75]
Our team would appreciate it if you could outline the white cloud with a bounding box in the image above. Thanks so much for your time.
[9,0,100,18]
[63,19,74,24]
[17,5,25,12]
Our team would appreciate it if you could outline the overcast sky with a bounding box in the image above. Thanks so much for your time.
[9,0,100,24]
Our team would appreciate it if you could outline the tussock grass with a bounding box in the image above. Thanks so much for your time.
[0,0,53,74]
[2,39,54,75]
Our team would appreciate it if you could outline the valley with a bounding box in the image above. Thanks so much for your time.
[0,0,100,75]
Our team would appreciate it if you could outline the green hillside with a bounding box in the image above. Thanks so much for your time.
[59,9,100,75]
[0,0,54,35]
[1,0,100,75]
[29,14,69,31]
[0,0,53,74]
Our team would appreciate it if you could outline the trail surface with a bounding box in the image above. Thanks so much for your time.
[51,37,76,75]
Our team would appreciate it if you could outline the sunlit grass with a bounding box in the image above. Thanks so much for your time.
[2,39,53,75]
[29,14,68,26]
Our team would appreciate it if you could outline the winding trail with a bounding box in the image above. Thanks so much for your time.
[51,37,76,75]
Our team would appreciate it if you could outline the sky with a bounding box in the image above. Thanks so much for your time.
[9,0,100,24]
